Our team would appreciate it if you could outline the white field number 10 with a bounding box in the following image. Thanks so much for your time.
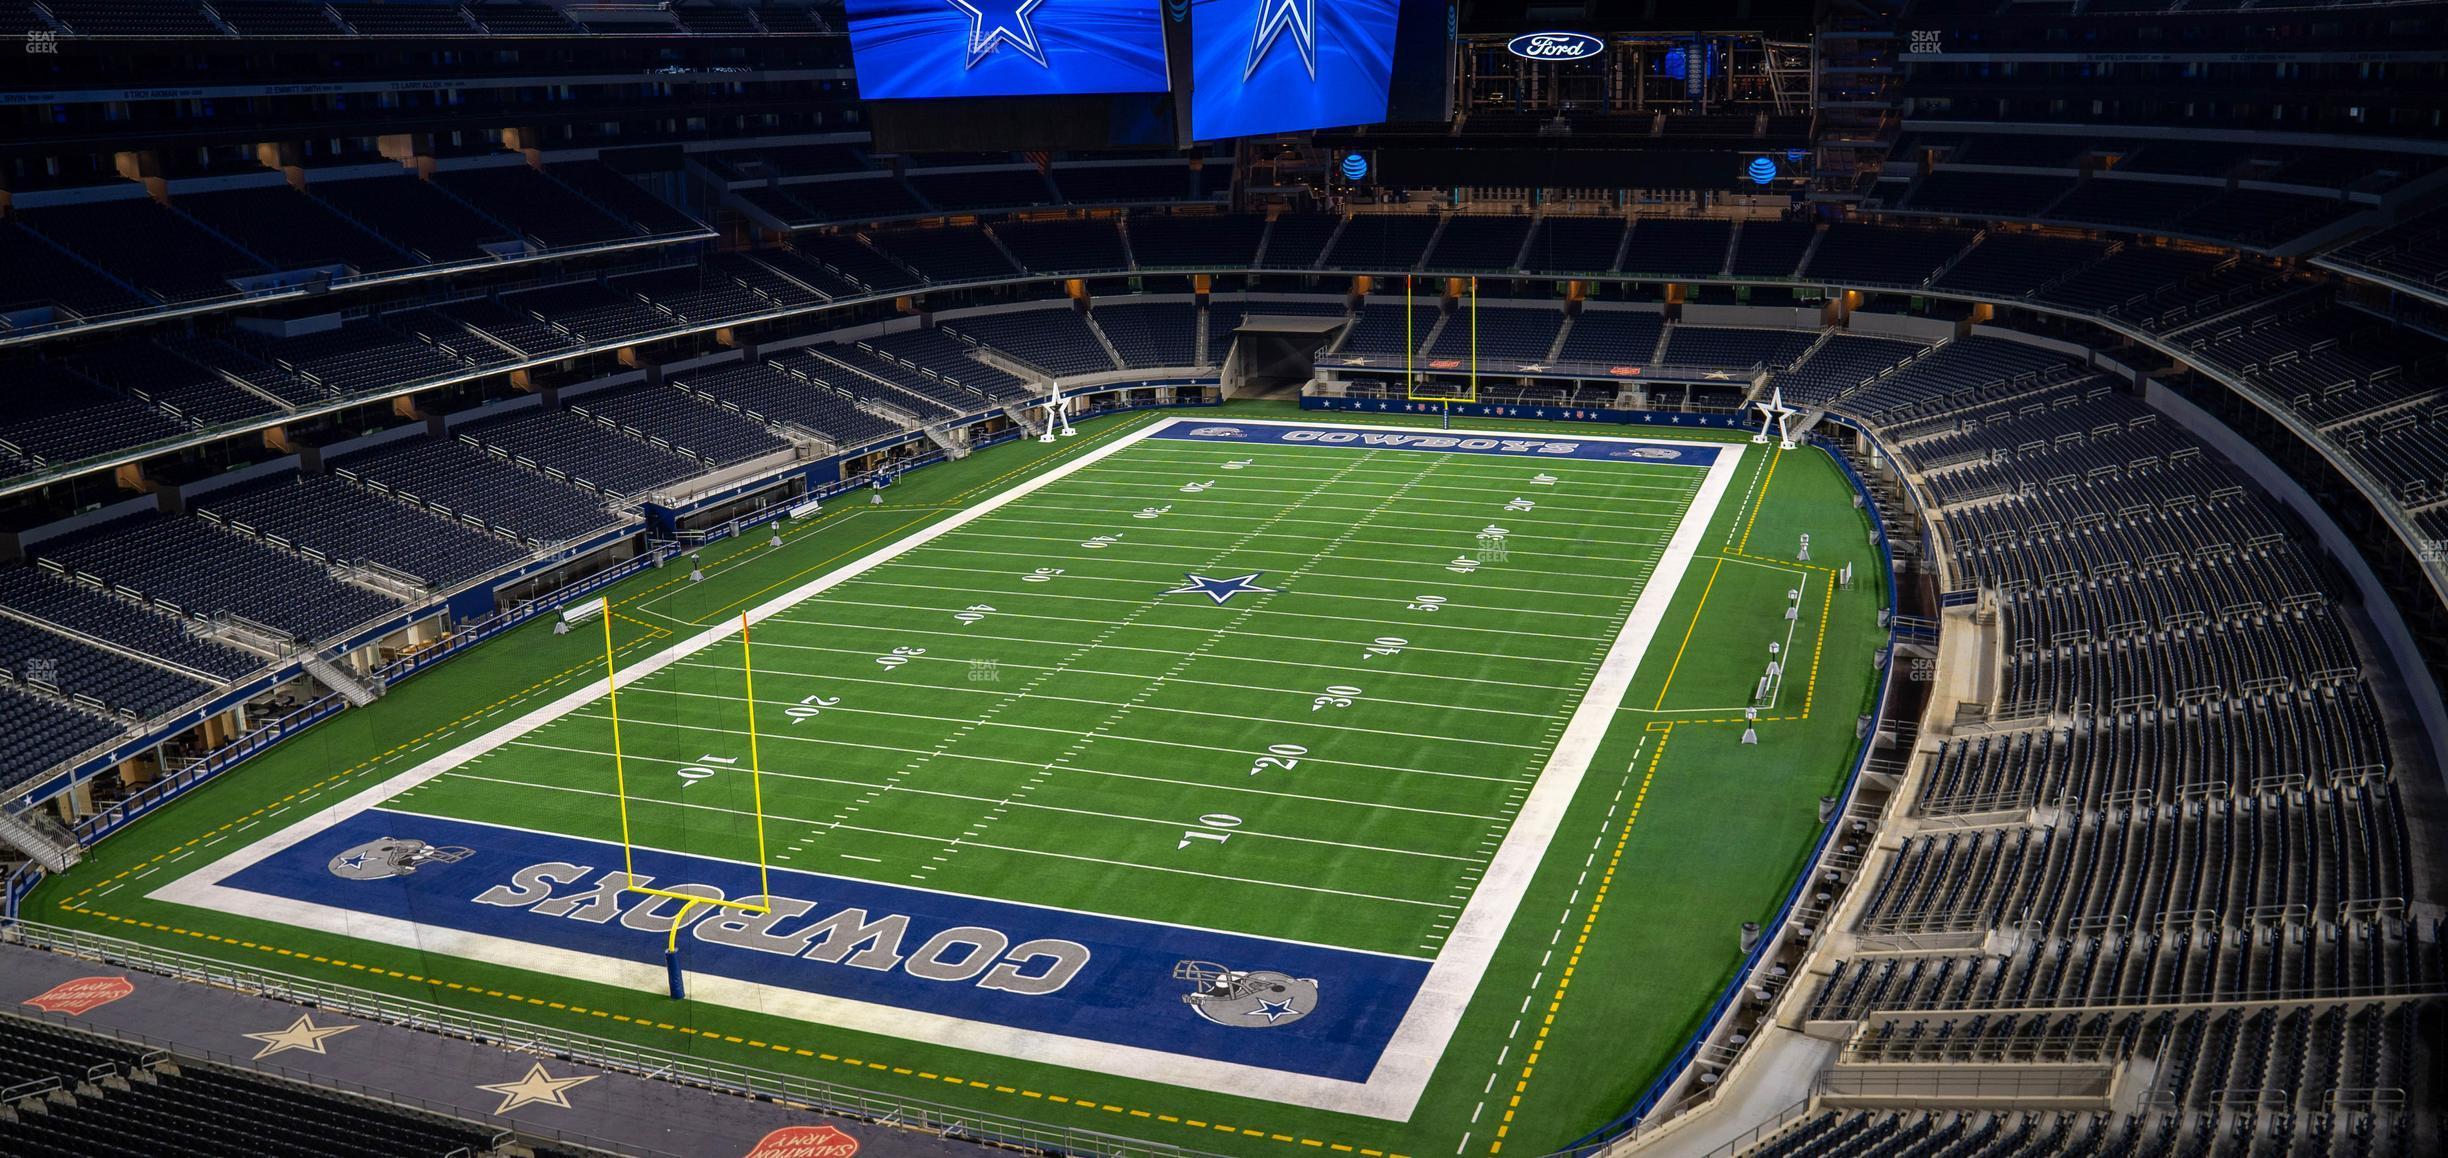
[1178,813,1241,850]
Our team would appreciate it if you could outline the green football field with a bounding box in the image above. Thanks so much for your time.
[32,403,1889,1158]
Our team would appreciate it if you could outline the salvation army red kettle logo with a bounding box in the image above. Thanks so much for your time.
[742,1125,860,1158]
[23,976,135,1015]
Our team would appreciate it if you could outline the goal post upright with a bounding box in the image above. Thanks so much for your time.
[599,598,776,997]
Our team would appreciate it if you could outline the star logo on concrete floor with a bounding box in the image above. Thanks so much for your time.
[243,1014,356,1060]
[477,1062,599,1114]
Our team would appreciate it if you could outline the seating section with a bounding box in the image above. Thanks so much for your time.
[192,473,531,589]
[943,309,1119,377]
[429,166,638,249]
[1729,221,1816,278]
[1786,329,2433,1158]
[1659,326,1820,371]
[1776,333,1929,407]
[0,610,216,718]
[1338,302,1440,360]
[0,1014,506,1158]
[1426,306,1561,362]
[1048,165,1196,204]
[870,228,1021,283]
[994,218,1129,273]
[1129,214,1268,269]
[1424,216,1534,271]
[1804,224,1974,286]
[1557,310,1665,367]
[0,365,190,468]
[1620,218,1732,277]
[860,328,1036,400]
[1520,216,1627,274]
[452,409,701,501]
[1092,302,1201,368]
[15,199,270,303]
[0,568,261,681]
[1327,216,1440,271]
[331,437,623,545]
[670,362,902,448]
[904,167,1055,212]
[33,513,405,643]
[0,682,127,778]
[2327,204,2448,292]
[1261,216,1342,269]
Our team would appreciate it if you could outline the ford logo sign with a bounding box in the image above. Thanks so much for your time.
[1506,32,1605,62]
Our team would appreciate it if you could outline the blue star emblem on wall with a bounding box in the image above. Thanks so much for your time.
[1163,572,1279,605]
[948,0,1049,69]
[1245,0,1317,80]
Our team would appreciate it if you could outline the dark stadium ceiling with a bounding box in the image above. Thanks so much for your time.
[1458,0,1815,37]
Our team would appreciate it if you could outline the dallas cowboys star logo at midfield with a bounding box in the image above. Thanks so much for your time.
[1163,571,1279,604]
[948,0,1049,68]
[1245,0,1318,80]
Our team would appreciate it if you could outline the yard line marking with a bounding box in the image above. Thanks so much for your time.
[484,744,1485,862]
[899,541,1652,607]
[670,657,1556,720]
[812,580,1617,645]
[771,610,1602,668]
[592,675,1541,754]
[395,780,1466,909]
[568,705,1533,787]
[927,527,1666,586]
[863,561,1627,624]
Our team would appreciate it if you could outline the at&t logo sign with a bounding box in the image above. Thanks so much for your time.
[1340,153,1369,181]
[1505,32,1603,62]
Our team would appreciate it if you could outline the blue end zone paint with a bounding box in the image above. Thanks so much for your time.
[221,811,1427,1082]
[1154,421,1722,467]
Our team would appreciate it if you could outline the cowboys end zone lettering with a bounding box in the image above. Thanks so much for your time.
[1156,422,1722,466]
[213,810,1426,1082]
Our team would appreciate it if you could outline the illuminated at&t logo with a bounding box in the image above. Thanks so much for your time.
[1341,153,1369,181]
[1506,32,1604,62]
[1746,157,1778,185]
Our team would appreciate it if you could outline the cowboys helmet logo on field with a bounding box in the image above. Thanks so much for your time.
[327,838,474,881]
[1609,446,1683,461]
[1186,426,1248,438]
[1173,960,1319,1028]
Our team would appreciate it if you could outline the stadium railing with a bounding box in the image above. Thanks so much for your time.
[4,919,1230,1158]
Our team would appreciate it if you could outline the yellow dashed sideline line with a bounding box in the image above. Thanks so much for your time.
[1488,725,1672,1155]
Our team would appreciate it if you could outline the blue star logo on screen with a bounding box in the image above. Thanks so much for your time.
[1191,0,1400,140]
[949,0,1049,68]
[1244,0,1316,80]
[842,0,1170,99]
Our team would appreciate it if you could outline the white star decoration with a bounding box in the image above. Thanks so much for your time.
[948,0,1048,69]
[1245,0,1318,81]
[243,1015,356,1060]
[477,1062,599,1114]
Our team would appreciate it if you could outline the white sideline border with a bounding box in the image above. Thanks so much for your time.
[152,416,1746,1121]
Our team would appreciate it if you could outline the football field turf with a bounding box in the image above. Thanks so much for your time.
[33,404,1890,1158]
